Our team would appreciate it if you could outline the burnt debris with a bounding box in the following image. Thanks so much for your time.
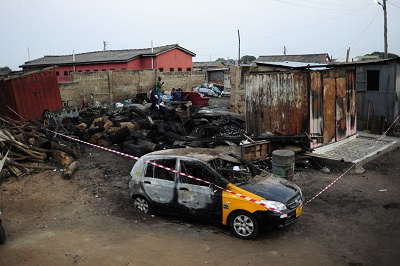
[0,99,314,183]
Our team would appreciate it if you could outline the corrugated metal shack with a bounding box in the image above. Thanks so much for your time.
[354,57,400,132]
[245,62,356,148]
[0,68,62,121]
[207,68,231,90]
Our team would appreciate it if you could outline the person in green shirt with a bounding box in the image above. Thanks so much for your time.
[155,77,164,106]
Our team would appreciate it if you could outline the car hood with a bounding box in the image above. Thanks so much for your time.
[238,174,300,203]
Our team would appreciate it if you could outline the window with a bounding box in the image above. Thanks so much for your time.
[367,70,380,91]
[78,70,82,72]
[64,71,68,76]
[170,68,174,72]
[178,68,182,72]
[180,160,216,187]
[69,71,72,75]
[94,69,98,72]
[102,69,106,71]
[187,68,191,71]
[145,159,176,181]
[86,70,90,72]
[122,68,126,70]
[159,68,164,72]
[56,71,59,76]
[110,69,115,71]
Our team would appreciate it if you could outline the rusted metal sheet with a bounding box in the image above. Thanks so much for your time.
[245,68,356,148]
[0,68,62,121]
[245,72,309,136]
[336,97,347,141]
[323,77,336,144]
[335,77,347,141]
[346,70,357,136]
[310,72,323,148]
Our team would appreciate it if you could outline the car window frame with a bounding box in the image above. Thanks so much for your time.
[143,157,177,182]
[177,158,228,188]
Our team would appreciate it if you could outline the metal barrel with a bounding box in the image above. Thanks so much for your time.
[271,150,295,182]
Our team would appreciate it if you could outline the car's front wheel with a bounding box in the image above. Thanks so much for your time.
[230,211,259,240]
[133,196,153,214]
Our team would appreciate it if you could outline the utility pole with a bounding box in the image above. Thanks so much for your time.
[237,29,241,66]
[103,41,108,51]
[151,40,154,69]
[374,0,388,59]
[383,0,388,59]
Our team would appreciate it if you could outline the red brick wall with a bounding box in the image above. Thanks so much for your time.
[154,49,193,72]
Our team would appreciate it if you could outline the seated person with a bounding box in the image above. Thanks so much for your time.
[172,88,182,101]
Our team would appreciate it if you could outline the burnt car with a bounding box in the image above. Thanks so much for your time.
[128,148,304,239]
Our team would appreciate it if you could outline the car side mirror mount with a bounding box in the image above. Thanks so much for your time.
[209,183,219,193]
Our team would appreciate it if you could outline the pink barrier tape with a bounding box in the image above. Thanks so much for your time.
[378,115,400,141]
[303,116,399,207]
[5,105,396,221]
[303,164,355,207]
[43,129,288,214]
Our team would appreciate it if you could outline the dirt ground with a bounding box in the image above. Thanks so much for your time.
[0,99,399,265]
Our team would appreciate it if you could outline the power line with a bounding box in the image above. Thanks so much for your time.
[247,8,374,43]
[194,5,375,52]
[387,0,400,9]
[296,0,374,7]
[274,0,373,10]
[347,9,381,49]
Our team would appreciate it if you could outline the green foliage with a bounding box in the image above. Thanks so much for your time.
[215,58,227,63]
[364,51,399,59]
[0,66,11,72]
[240,55,256,64]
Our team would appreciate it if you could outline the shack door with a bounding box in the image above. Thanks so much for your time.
[323,78,336,144]
[322,75,350,144]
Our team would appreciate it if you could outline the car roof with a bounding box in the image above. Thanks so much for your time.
[141,147,241,163]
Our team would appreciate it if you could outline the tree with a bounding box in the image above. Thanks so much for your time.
[240,55,256,64]
[0,66,11,72]
[215,58,227,63]
[364,51,399,59]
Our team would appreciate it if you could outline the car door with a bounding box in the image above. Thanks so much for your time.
[176,159,223,220]
[142,158,177,210]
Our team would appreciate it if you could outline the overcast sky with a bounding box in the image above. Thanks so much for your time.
[1,0,399,70]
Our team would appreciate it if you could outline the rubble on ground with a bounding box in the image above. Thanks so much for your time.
[0,97,313,183]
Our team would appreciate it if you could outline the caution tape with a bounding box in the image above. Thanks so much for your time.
[303,164,355,207]
[8,104,393,218]
[303,114,400,206]
[44,129,287,213]
[4,104,281,214]
[378,115,400,141]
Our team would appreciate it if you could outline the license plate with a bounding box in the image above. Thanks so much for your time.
[296,205,303,217]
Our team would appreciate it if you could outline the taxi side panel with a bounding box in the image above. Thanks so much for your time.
[221,184,267,225]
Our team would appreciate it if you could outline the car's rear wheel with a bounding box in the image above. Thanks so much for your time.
[133,196,153,214]
[230,211,259,240]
